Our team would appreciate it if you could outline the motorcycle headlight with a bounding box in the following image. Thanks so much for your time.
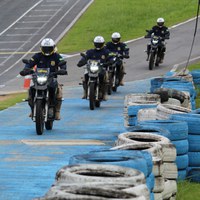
[152,39,158,45]
[90,65,99,73]
[37,76,47,85]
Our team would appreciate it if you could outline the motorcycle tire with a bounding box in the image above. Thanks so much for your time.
[35,99,44,135]
[89,82,95,110]
[107,85,112,95]
[95,100,100,108]
[149,53,155,70]
[45,120,53,130]
[112,86,117,92]
[107,74,113,95]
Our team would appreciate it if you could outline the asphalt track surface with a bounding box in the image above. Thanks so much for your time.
[0,2,200,94]
[0,0,92,93]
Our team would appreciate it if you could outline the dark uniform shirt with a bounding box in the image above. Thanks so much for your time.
[105,42,129,56]
[24,52,67,72]
[148,25,170,40]
[78,47,112,67]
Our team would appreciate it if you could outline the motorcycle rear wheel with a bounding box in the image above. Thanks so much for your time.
[45,120,53,130]
[89,82,95,110]
[35,100,44,135]
[149,53,155,70]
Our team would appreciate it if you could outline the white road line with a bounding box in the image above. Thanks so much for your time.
[0,41,26,43]
[27,15,52,17]
[0,0,74,76]
[0,48,22,51]
[41,4,61,7]
[13,27,41,30]
[34,9,58,11]
[18,21,47,23]
[0,0,43,36]
[6,33,39,36]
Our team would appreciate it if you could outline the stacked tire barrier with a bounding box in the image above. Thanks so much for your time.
[169,113,200,183]
[114,132,177,200]
[35,164,148,200]
[69,149,153,199]
[139,120,189,181]
[124,94,160,127]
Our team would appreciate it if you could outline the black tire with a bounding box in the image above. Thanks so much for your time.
[35,100,44,135]
[107,73,113,95]
[112,86,117,92]
[45,120,53,130]
[95,100,100,108]
[149,53,154,70]
[89,82,95,110]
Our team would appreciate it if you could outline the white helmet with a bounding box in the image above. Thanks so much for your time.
[40,38,55,56]
[111,32,121,44]
[157,18,165,27]
[93,36,105,50]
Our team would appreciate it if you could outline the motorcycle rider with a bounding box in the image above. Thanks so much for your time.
[19,38,67,120]
[77,36,112,100]
[145,17,170,63]
[105,32,129,86]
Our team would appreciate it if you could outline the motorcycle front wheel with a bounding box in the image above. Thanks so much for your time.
[45,120,53,130]
[89,82,95,110]
[149,52,155,70]
[35,99,44,135]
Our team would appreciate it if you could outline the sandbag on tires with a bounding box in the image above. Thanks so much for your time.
[153,88,188,104]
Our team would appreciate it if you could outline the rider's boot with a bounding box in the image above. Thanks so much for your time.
[55,85,63,120]
[82,89,87,99]
[160,52,165,63]
[28,89,33,117]
[99,83,107,101]
[119,66,125,86]
[82,80,87,99]
[55,100,62,120]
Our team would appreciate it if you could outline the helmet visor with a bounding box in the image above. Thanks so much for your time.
[112,38,120,43]
[94,42,104,50]
[41,46,54,55]
[157,22,164,27]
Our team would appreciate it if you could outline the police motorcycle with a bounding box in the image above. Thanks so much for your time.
[22,59,66,135]
[107,53,125,94]
[145,30,165,70]
[80,53,106,110]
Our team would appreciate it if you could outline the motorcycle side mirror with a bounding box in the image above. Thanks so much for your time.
[58,60,66,66]
[22,59,29,64]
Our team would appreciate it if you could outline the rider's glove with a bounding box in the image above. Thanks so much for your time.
[19,70,27,76]
[57,69,67,75]
[77,60,87,67]
[19,69,34,76]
